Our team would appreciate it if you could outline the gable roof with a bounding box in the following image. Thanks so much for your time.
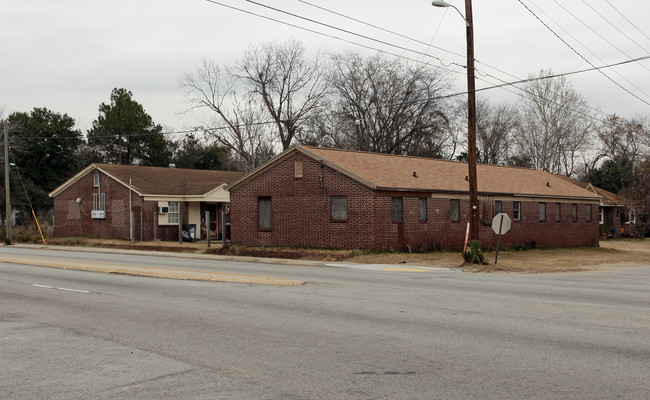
[49,163,244,198]
[228,145,601,201]
[554,175,625,206]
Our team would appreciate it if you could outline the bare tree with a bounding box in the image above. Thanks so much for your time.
[181,59,274,171]
[235,39,328,151]
[474,97,519,164]
[516,69,593,176]
[596,114,646,164]
[315,51,453,157]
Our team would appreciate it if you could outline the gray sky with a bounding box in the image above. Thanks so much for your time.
[2,0,649,134]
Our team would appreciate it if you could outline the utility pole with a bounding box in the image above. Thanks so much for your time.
[464,0,480,241]
[432,0,480,241]
[4,120,11,244]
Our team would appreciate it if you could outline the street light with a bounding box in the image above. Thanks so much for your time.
[432,0,480,242]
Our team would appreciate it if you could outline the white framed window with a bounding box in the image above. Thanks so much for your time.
[167,201,180,224]
[539,202,546,222]
[93,172,100,187]
[586,204,592,222]
[513,201,521,221]
[599,207,604,224]
[555,203,561,222]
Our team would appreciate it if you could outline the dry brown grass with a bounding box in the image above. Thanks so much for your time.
[347,239,650,273]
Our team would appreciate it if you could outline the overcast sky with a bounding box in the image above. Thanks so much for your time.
[2,0,649,135]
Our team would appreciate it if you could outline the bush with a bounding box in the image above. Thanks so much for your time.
[463,240,486,264]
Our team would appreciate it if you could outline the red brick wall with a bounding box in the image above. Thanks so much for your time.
[52,170,187,241]
[230,153,377,249]
[230,154,600,251]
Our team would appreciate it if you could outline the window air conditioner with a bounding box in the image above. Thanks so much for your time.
[91,210,106,219]
[159,206,169,214]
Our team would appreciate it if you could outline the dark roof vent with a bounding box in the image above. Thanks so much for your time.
[412,171,418,178]
[465,176,469,181]
[546,181,551,187]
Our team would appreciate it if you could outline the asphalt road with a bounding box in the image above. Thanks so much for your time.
[1,246,649,399]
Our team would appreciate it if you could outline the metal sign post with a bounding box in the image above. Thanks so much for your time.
[491,213,512,264]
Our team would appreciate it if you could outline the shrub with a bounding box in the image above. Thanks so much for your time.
[463,240,486,264]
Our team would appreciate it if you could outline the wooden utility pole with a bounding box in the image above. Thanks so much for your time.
[465,0,480,242]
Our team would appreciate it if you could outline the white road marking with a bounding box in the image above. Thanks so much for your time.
[32,284,90,293]
[32,284,54,289]
[56,287,90,293]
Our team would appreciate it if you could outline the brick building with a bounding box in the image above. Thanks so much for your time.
[227,145,601,251]
[557,176,643,237]
[49,164,243,241]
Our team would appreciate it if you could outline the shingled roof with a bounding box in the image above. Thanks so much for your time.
[229,145,601,201]
[554,175,625,206]
[50,164,244,198]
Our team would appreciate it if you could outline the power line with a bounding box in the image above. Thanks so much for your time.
[531,0,650,99]
[202,0,587,122]
[604,0,650,42]
[203,0,466,76]
[296,0,524,83]
[241,0,465,70]
[518,0,650,108]
[297,0,466,60]
[550,0,650,74]
[581,0,650,58]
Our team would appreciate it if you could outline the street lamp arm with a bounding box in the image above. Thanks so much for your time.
[431,1,470,26]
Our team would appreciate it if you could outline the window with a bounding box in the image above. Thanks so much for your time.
[586,204,592,222]
[167,201,180,224]
[93,172,100,188]
[572,203,578,222]
[513,201,521,221]
[294,159,303,178]
[258,197,272,230]
[599,207,604,224]
[392,197,403,222]
[539,202,546,222]
[495,200,502,215]
[555,203,561,222]
[419,198,427,222]
[450,199,460,222]
[331,196,347,222]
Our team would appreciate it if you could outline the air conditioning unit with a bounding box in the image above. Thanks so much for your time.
[91,210,106,219]
[159,206,169,214]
